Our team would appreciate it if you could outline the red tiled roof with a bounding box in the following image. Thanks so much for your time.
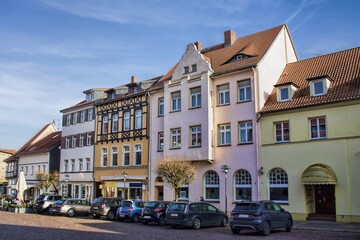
[18,131,61,156]
[151,25,285,89]
[0,149,16,155]
[262,47,360,113]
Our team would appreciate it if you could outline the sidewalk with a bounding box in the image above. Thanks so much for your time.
[293,220,360,233]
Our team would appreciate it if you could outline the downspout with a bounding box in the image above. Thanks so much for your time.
[252,67,262,201]
[147,92,152,201]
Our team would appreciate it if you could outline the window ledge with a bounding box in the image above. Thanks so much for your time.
[157,115,164,118]
[169,147,181,150]
[237,99,252,104]
[275,141,290,144]
[189,145,202,148]
[157,150,164,152]
[237,142,253,145]
[170,110,181,113]
[216,103,230,107]
[217,144,231,147]
[189,106,201,110]
[310,137,327,140]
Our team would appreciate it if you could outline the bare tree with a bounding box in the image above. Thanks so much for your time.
[155,156,196,201]
[35,171,60,194]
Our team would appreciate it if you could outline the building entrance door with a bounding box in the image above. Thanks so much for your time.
[315,185,335,215]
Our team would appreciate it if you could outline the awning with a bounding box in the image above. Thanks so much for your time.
[301,164,337,185]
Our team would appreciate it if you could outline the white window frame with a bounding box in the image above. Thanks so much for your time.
[204,171,220,201]
[79,134,84,147]
[238,80,251,102]
[217,84,230,105]
[101,147,108,167]
[78,158,83,171]
[170,128,181,149]
[111,146,118,166]
[158,98,164,116]
[112,113,119,133]
[66,114,71,126]
[86,132,92,146]
[73,112,78,125]
[274,121,290,143]
[87,108,93,121]
[219,124,231,145]
[190,87,201,108]
[171,91,181,112]
[86,158,91,171]
[279,87,290,101]
[268,168,288,204]
[64,160,68,172]
[135,109,142,129]
[65,137,70,148]
[80,110,86,123]
[123,112,130,131]
[234,170,252,201]
[158,132,164,151]
[239,121,253,144]
[122,145,130,166]
[70,160,75,172]
[71,136,77,148]
[102,116,109,134]
[134,144,142,165]
[309,117,327,139]
[190,125,201,147]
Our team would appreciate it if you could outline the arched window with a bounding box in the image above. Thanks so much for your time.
[268,168,288,203]
[123,145,130,166]
[101,147,108,167]
[111,146,118,166]
[204,171,220,201]
[134,144,142,165]
[234,170,252,201]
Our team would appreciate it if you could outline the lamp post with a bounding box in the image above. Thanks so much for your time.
[123,172,127,199]
[221,164,230,215]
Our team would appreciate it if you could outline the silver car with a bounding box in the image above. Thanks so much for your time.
[49,199,91,217]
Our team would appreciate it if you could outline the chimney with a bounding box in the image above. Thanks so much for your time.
[224,30,236,47]
[194,41,202,51]
[131,75,137,84]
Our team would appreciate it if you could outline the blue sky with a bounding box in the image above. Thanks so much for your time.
[0,0,359,150]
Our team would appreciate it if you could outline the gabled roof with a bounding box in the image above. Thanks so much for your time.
[0,149,16,155]
[18,131,61,157]
[261,47,360,113]
[152,25,285,85]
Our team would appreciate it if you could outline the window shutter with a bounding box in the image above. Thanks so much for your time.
[61,137,65,149]
[92,108,95,120]
[76,134,80,147]
[91,131,95,145]
[77,111,81,123]
[85,109,88,122]
[62,115,66,127]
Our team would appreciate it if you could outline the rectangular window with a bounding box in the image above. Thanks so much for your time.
[42,165,46,172]
[219,124,231,145]
[102,116,109,134]
[310,117,327,139]
[79,134,84,147]
[123,112,130,131]
[87,108,93,121]
[64,160,68,172]
[86,132,92,146]
[217,84,230,105]
[314,80,325,95]
[190,87,201,108]
[158,98,164,116]
[111,147,118,166]
[71,136,77,148]
[275,121,290,142]
[80,110,86,123]
[238,80,251,102]
[158,132,164,151]
[65,137,70,148]
[73,112,78,125]
[239,121,253,144]
[170,128,181,148]
[280,87,289,101]
[86,158,91,171]
[112,113,119,133]
[123,146,130,166]
[134,144,142,165]
[71,160,75,172]
[101,148,108,167]
[78,158,83,171]
[31,166,34,175]
[184,66,189,74]
[66,114,71,126]
[86,92,93,101]
[177,186,189,201]
[190,125,201,147]
[25,166,28,175]
[171,91,181,112]
[135,109,142,129]
[191,64,197,72]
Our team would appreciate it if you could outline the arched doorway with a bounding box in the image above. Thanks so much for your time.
[154,176,164,201]
[301,164,336,219]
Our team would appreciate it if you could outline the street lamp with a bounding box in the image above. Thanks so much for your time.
[221,164,230,215]
[123,172,127,199]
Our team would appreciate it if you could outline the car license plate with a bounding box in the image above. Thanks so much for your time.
[143,216,151,219]
[171,213,178,217]
[92,207,98,210]
[238,214,249,218]
[120,214,125,217]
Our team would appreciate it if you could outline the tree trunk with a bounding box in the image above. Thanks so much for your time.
[174,187,179,202]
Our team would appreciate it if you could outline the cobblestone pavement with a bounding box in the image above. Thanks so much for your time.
[1,211,359,240]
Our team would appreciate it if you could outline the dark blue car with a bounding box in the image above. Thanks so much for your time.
[116,200,145,223]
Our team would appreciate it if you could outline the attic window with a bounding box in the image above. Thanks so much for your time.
[130,87,138,94]
[230,54,249,63]
[275,83,299,102]
[184,66,189,74]
[307,76,332,97]
[85,92,93,101]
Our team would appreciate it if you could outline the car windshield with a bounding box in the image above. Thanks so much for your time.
[235,203,260,211]
[146,201,159,208]
[168,203,186,212]
[54,200,65,205]
[36,195,45,201]
[121,201,132,207]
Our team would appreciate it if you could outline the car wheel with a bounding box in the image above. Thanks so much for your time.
[107,211,115,220]
[67,209,75,217]
[92,213,101,219]
[142,220,149,225]
[231,228,241,234]
[285,219,292,232]
[192,218,201,230]
[262,221,271,236]
[158,216,166,226]
[220,217,227,227]
[131,214,140,223]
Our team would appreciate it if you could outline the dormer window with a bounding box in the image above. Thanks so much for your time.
[280,87,290,101]
[191,64,197,72]
[86,92,93,101]
[184,66,189,74]
[230,54,249,63]
[307,76,332,97]
[130,87,138,94]
[275,82,299,102]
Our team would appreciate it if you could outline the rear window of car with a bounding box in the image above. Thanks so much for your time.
[135,202,144,208]
[54,200,65,205]
[121,201,132,207]
[36,195,45,201]
[93,198,104,204]
[234,203,260,211]
[146,201,159,208]
[168,203,186,212]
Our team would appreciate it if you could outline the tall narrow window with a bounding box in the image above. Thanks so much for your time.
[135,109,142,129]
[191,64,197,72]
[111,146,118,166]
[123,145,130,166]
[234,170,252,201]
[102,116,109,134]
[268,168,288,203]
[71,136,77,148]
[64,160,68,172]
[158,98,164,116]
[190,87,201,108]
[66,114,71,126]
[31,166,34,175]
[310,117,326,139]
[190,125,201,147]
[87,109,93,121]
[101,147,108,167]
[275,121,290,142]
[280,87,289,101]
[217,84,230,105]
[123,112,130,131]
[73,112,78,125]
[171,91,181,112]
[79,134,84,147]
[158,132,164,151]
[80,110,86,123]
[134,144,142,165]
[219,124,231,145]
[65,137,70,148]
[239,121,253,144]
[86,158,91,171]
[170,128,181,148]
[204,171,220,201]
[71,160,75,172]
[86,132,92,146]
[25,166,28,175]
[238,80,251,102]
[112,113,119,133]
[78,158,83,171]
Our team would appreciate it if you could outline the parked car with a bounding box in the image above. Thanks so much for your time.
[116,200,145,223]
[90,197,122,220]
[140,201,171,226]
[165,202,228,230]
[33,194,67,214]
[49,199,91,217]
[229,200,293,236]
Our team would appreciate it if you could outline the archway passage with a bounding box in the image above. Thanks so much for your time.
[302,164,337,219]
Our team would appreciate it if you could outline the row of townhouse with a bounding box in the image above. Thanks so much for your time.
[5,24,359,222]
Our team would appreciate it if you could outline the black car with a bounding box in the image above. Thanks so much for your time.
[90,197,122,220]
[229,200,293,236]
[140,201,171,226]
[165,202,228,230]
